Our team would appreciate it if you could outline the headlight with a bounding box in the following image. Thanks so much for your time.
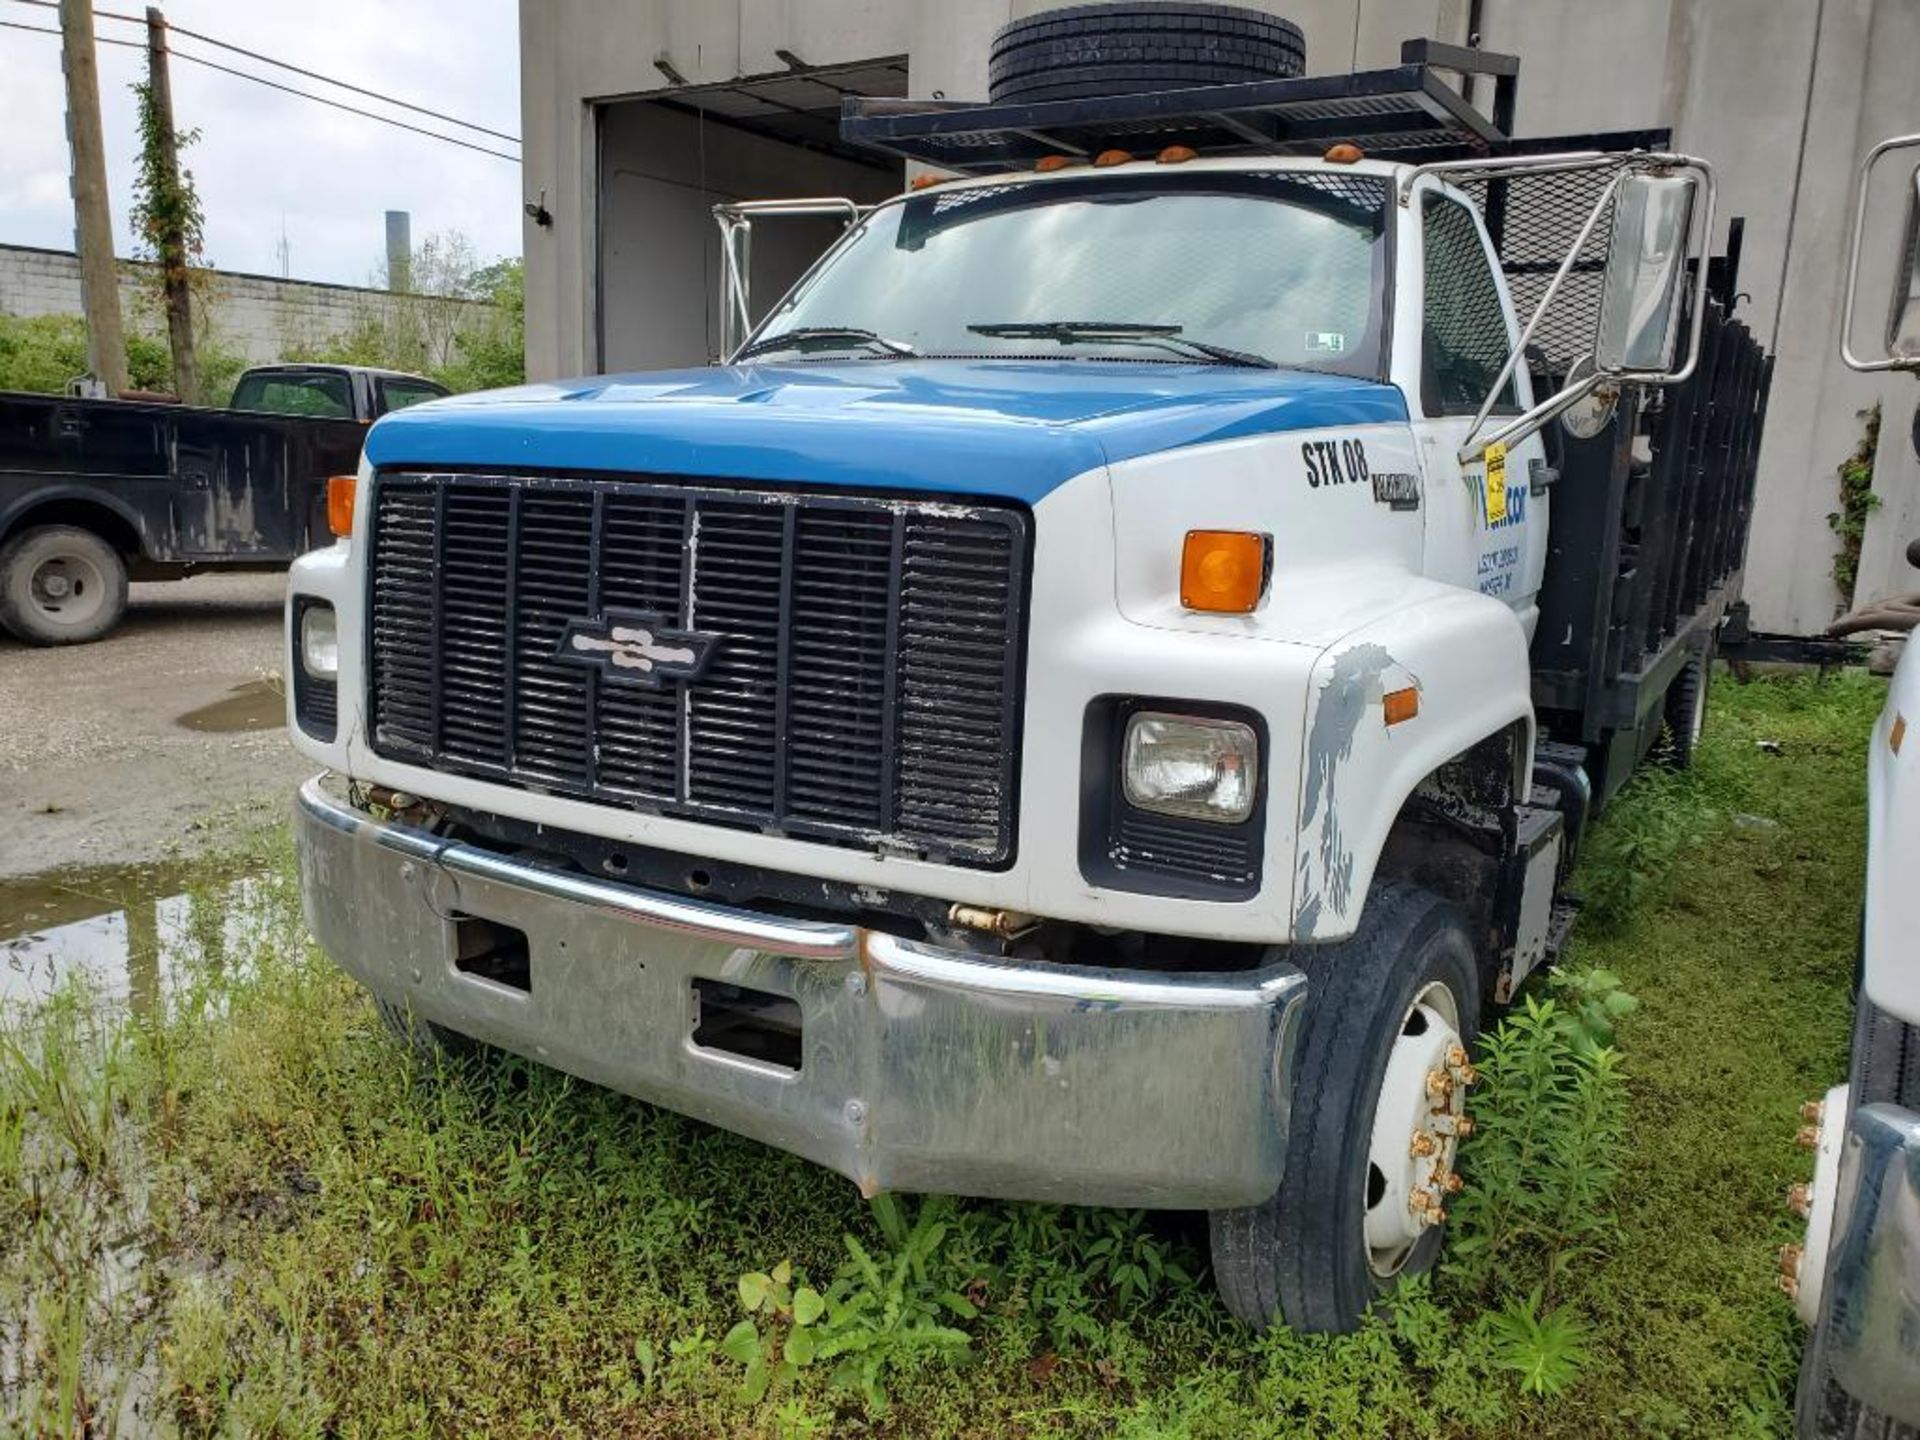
[1122,712,1258,823]
[299,602,339,679]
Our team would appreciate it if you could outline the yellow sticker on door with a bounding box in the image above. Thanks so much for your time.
[1484,442,1508,526]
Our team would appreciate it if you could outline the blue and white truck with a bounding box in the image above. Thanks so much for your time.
[283,27,1772,1332]
[1785,132,1920,1440]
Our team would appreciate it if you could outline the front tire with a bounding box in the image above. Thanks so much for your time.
[0,525,129,645]
[1210,882,1482,1332]
[372,993,478,1067]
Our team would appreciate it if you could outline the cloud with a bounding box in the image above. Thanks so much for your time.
[0,0,521,285]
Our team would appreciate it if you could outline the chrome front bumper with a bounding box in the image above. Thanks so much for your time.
[1823,1101,1920,1426]
[294,776,1306,1209]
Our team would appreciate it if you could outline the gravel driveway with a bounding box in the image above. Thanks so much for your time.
[0,572,312,878]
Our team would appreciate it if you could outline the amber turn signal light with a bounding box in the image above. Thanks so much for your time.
[1180,530,1270,613]
[1035,154,1075,172]
[1384,686,1420,726]
[1093,148,1133,167]
[327,475,357,538]
[1324,142,1365,164]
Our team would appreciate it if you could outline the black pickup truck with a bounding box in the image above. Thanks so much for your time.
[0,363,447,644]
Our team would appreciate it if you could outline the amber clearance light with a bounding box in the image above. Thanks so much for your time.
[1180,530,1270,614]
[327,475,357,538]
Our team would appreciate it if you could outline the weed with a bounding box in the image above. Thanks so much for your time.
[1828,404,1882,604]
[1449,991,1629,1297]
[1574,766,1703,931]
[1487,1286,1592,1397]
[1547,965,1640,1051]
[725,1197,975,1413]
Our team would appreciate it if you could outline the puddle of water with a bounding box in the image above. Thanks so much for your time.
[0,860,273,1012]
[174,677,285,733]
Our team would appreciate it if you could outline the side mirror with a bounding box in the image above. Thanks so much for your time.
[1594,175,1695,375]
[1842,135,1920,373]
[1886,165,1920,362]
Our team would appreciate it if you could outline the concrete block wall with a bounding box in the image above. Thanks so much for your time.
[0,243,485,369]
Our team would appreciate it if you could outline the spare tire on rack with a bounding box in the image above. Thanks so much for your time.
[987,3,1307,107]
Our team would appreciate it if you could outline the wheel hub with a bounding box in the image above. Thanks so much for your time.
[29,554,101,619]
[1364,981,1477,1276]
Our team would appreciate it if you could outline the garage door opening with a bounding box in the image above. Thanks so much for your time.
[595,59,907,373]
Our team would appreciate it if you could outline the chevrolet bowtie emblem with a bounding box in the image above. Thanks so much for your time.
[555,609,719,687]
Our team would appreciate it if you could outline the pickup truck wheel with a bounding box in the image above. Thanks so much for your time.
[1794,999,1920,1439]
[0,524,129,645]
[1209,881,1481,1332]
[372,993,478,1066]
[987,3,1306,106]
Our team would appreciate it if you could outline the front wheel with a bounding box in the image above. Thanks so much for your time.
[371,993,479,1067]
[1210,882,1482,1332]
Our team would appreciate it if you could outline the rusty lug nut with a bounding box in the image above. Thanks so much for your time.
[1458,1064,1480,1087]
[1779,1242,1804,1281]
[1425,1069,1455,1099]
[1445,1044,1470,1069]
[1439,1170,1464,1194]
[1778,1272,1800,1300]
[1454,1114,1475,1137]
[1431,1112,1471,1138]
[1801,1099,1825,1124]
[1410,1132,1438,1158]
[1788,1182,1812,1219]
[1795,1125,1820,1151]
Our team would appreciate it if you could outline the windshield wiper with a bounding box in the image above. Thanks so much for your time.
[733,326,918,361]
[966,320,1276,369]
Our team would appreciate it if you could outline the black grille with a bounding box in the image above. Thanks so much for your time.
[367,473,1029,866]
[1111,811,1259,893]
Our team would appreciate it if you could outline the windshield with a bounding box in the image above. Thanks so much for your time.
[748,171,1389,375]
[229,371,352,418]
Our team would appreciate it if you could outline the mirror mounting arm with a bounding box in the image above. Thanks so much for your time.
[712,198,866,361]
[1455,167,1631,460]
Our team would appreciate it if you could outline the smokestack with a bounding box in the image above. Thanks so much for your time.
[385,209,411,292]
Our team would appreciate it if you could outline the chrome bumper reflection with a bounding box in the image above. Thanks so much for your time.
[1824,1101,1920,1426]
[293,775,1306,1209]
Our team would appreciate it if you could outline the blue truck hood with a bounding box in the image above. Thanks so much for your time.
[364,360,1408,504]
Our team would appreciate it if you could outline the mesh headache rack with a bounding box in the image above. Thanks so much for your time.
[840,39,1527,174]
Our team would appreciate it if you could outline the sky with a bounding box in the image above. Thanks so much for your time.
[0,0,522,287]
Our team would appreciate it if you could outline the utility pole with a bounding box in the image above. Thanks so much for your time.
[59,0,129,395]
[145,6,198,403]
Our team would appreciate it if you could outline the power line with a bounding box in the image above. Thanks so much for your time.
[170,47,520,162]
[1,13,519,162]
[6,0,520,146]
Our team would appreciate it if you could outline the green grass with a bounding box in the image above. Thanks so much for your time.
[0,672,1886,1437]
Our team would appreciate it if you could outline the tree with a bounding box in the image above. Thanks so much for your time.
[284,233,523,394]
[129,71,207,400]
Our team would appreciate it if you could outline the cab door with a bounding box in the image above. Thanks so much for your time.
[1406,181,1550,638]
